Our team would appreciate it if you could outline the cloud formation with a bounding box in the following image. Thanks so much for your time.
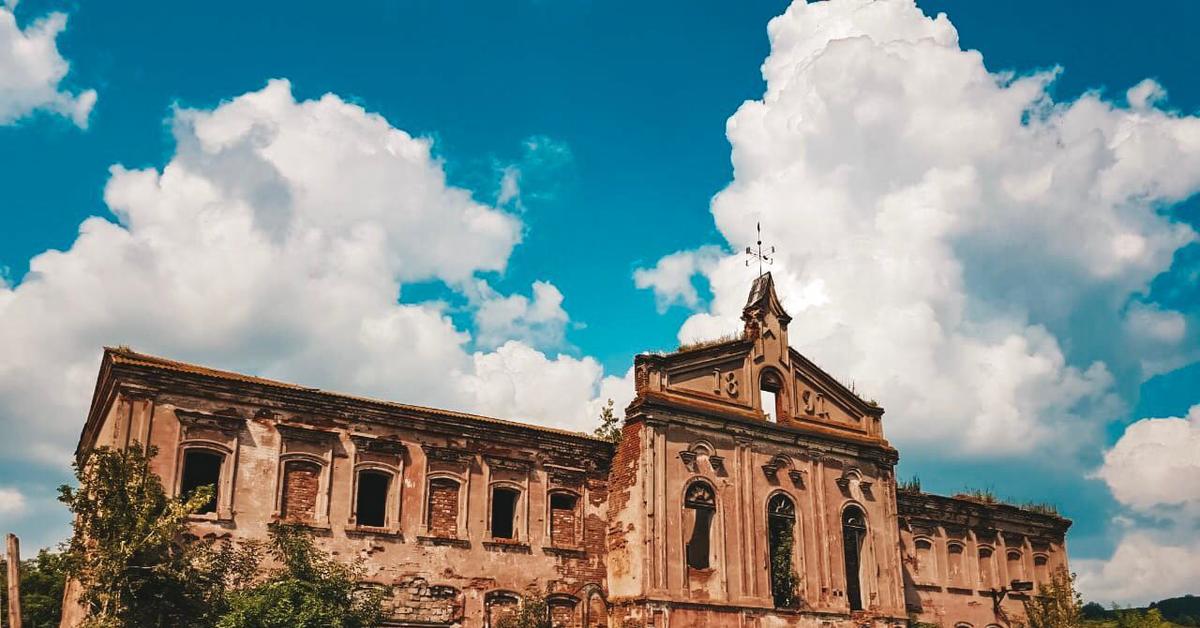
[1078,404,1200,603]
[0,79,614,469]
[0,486,26,517]
[0,3,96,127]
[638,0,1200,458]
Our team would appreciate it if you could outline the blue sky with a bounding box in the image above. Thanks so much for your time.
[1,0,1198,605]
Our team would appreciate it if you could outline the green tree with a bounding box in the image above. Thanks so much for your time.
[592,398,622,446]
[494,594,551,628]
[2,548,69,628]
[1114,608,1172,628]
[58,444,233,627]
[1023,568,1083,628]
[216,523,387,628]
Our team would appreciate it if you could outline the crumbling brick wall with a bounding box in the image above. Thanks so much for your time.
[281,461,319,521]
[387,576,463,625]
[427,479,459,537]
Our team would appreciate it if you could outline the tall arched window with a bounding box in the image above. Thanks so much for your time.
[842,506,867,611]
[281,459,322,522]
[768,493,798,608]
[354,470,391,527]
[1033,555,1049,586]
[684,481,716,570]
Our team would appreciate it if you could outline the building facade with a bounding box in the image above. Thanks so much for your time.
[64,274,1069,627]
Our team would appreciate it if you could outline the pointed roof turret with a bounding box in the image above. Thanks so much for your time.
[742,271,791,338]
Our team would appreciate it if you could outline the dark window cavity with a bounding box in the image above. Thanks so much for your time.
[684,481,716,570]
[768,493,798,608]
[180,449,222,514]
[355,470,390,527]
[490,487,519,539]
[842,506,867,611]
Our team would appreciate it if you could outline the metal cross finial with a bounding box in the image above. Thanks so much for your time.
[745,222,774,277]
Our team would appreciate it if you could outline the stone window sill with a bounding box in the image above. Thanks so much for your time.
[543,546,587,558]
[947,586,974,595]
[914,583,943,591]
[346,525,403,540]
[416,535,470,549]
[272,516,332,534]
[483,540,532,554]
[186,512,234,525]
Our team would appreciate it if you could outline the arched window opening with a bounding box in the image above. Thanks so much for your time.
[948,542,965,586]
[281,459,321,522]
[915,538,936,583]
[760,369,784,422]
[355,470,390,527]
[549,492,579,547]
[180,449,222,514]
[842,506,867,611]
[490,486,519,540]
[978,547,995,589]
[1033,555,1049,585]
[684,481,716,570]
[767,493,798,608]
[427,477,460,538]
[1007,550,1024,583]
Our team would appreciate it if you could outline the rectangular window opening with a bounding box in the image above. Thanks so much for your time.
[491,487,519,539]
[686,507,713,569]
[549,493,578,546]
[180,450,222,514]
[761,389,777,422]
[355,471,390,527]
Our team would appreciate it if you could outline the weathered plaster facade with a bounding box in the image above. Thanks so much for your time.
[64,274,1069,627]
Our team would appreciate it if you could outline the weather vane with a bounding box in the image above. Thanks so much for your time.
[745,221,774,277]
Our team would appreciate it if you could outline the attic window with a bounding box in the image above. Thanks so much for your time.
[760,369,784,422]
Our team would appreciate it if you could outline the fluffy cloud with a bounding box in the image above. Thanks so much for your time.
[471,280,570,350]
[1079,407,1200,603]
[0,487,26,516]
[0,79,614,467]
[638,0,1200,457]
[0,2,95,127]
[1095,405,1200,512]
[633,246,723,312]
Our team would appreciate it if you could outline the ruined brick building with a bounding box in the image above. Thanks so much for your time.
[65,274,1070,627]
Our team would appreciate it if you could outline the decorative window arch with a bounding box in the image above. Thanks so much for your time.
[767,492,799,608]
[353,467,393,528]
[683,480,717,570]
[842,504,868,611]
[484,590,522,628]
[580,585,607,628]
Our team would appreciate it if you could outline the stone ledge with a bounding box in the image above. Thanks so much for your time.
[416,535,470,549]
[542,546,587,559]
[482,540,532,554]
[346,526,403,540]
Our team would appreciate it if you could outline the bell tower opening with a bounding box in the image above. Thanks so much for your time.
[760,368,785,422]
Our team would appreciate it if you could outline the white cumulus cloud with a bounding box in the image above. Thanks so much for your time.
[471,280,570,350]
[637,0,1200,457]
[0,487,26,516]
[0,79,616,468]
[0,3,95,127]
[1095,405,1200,515]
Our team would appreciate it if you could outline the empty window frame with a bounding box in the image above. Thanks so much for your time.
[684,481,716,570]
[355,470,391,527]
[180,449,222,514]
[426,477,460,537]
[760,369,785,422]
[549,492,579,547]
[490,486,520,540]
